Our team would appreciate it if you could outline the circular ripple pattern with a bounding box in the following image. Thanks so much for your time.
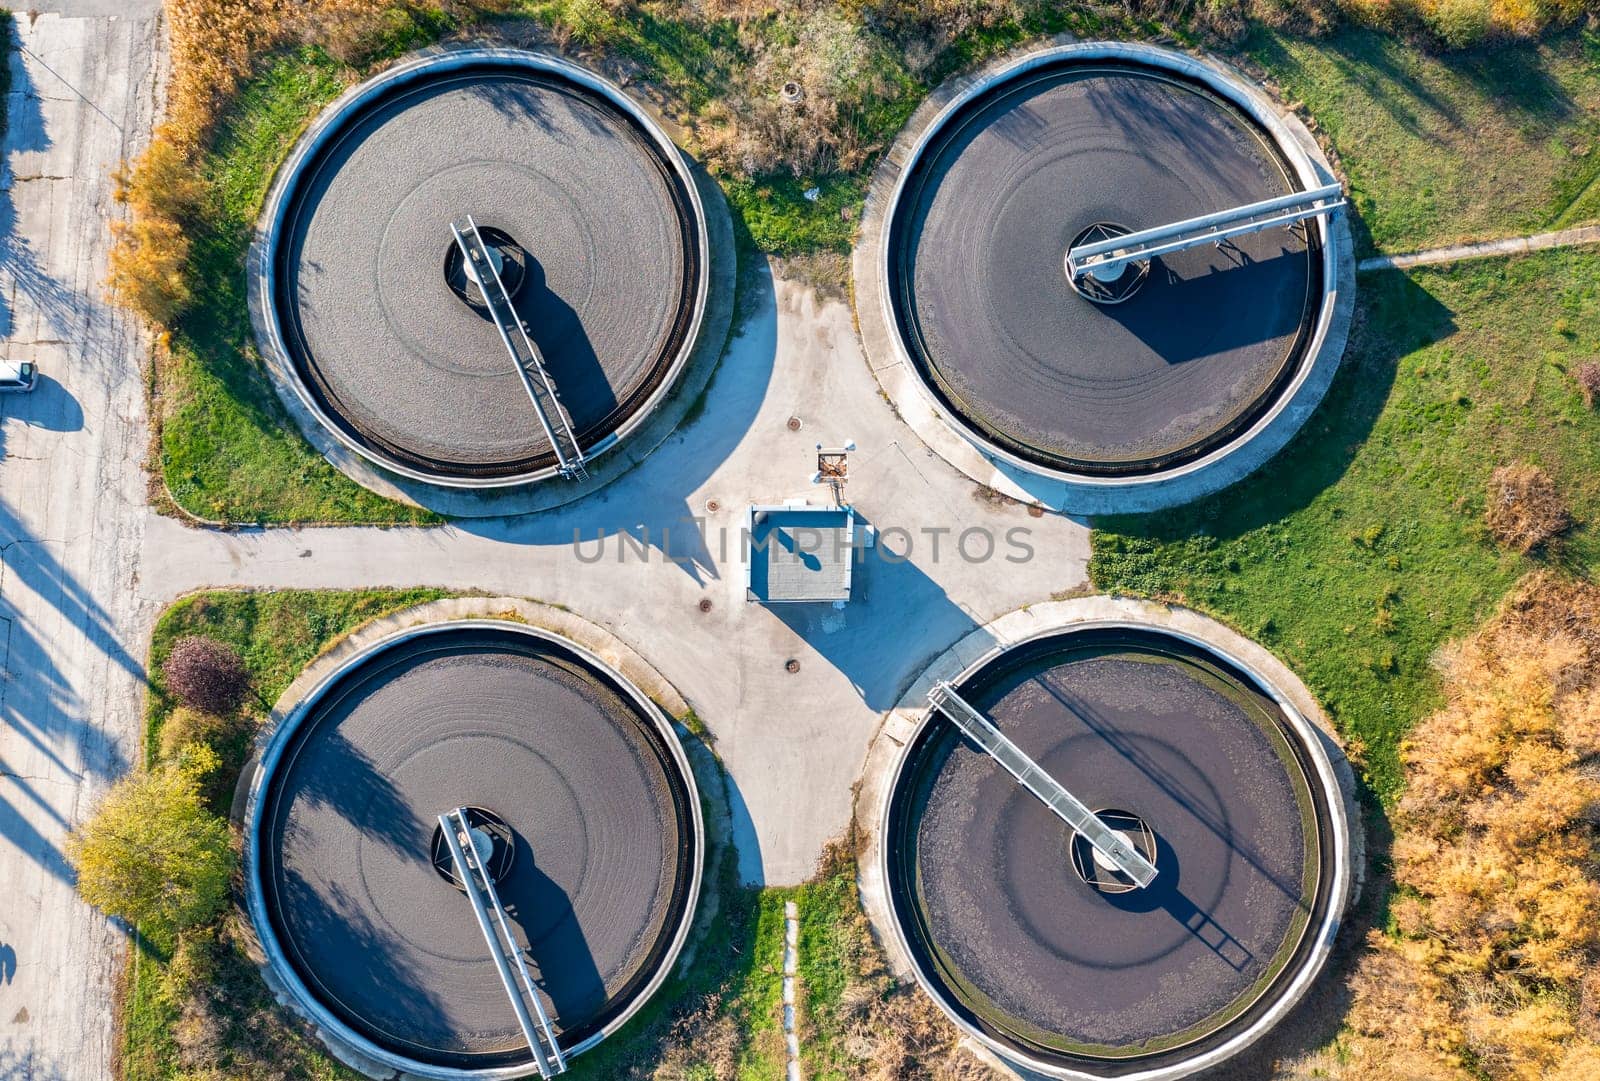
[888,61,1322,476]
[258,626,697,1070]
[274,60,701,480]
[888,629,1337,1073]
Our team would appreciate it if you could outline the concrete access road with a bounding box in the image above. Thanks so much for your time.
[0,7,1091,1079]
[0,7,163,1080]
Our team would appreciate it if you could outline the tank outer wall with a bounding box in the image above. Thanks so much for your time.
[241,619,705,1081]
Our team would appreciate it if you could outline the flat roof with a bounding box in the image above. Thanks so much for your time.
[746,505,855,604]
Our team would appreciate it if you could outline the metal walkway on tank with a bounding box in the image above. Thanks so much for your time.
[1065,183,1345,282]
[438,807,568,1077]
[451,216,589,481]
[927,681,1159,888]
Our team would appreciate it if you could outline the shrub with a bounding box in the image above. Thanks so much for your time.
[106,213,193,325]
[1428,0,1494,47]
[1484,462,1571,554]
[67,747,235,942]
[157,706,229,763]
[113,136,203,221]
[1574,361,1600,408]
[1285,572,1600,1081]
[162,635,251,716]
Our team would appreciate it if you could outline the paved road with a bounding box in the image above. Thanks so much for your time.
[0,9,162,1081]
[0,7,1092,1077]
[141,279,1093,884]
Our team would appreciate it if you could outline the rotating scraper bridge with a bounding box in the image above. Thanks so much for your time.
[238,37,1353,1081]
[258,50,707,487]
[886,624,1348,1079]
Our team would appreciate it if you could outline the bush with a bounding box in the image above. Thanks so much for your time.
[162,635,251,716]
[1428,0,1494,47]
[1285,572,1600,1081]
[1484,463,1572,554]
[67,747,235,942]
[1574,361,1600,408]
[106,213,193,325]
[156,706,229,763]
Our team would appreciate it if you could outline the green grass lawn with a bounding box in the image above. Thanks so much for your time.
[1091,248,1600,801]
[1245,23,1600,254]
[157,49,440,526]
[127,587,801,1081]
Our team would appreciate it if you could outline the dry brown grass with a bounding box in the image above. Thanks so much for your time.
[652,993,745,1080]
[796,839,1000,1081]
[110,1,470,323]
[1485,462,1572,554]
[158,912,363,1081]
[1286,571,1600,1081]
[1575,361,1600,409]
[694,6,897,178]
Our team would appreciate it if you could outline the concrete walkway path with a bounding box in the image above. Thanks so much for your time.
[1357,223,1600,272]
[137,277,1093,885]
[0,7,163,1080]
[0,9,1093,1078]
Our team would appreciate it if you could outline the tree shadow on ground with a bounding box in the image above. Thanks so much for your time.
[1097,268,1457,542]
[1247,25,1576,142]
[0,499,141,884]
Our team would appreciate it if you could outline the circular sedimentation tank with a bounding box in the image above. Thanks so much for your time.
[883,626,1347,1079]
[259,50,707,486]
[880,44,1342,484]
[245,622,702,1078]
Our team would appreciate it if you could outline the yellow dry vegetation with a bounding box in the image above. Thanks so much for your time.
[1484,462,1572,555]
[1294,572,1600,1081]
[1330,0,1594,45]
[108,0,464,323]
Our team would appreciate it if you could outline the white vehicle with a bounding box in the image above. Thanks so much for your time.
[0,360,36,393]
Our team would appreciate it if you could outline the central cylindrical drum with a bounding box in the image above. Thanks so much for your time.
[246,621,702,1077]
[884,626,1346,1078]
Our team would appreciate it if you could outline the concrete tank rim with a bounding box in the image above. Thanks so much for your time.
[248,46,711,492]
[856,40,1355,513]
[241,614,706,1079]
[859,596,1356,1081]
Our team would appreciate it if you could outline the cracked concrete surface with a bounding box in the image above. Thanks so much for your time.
[0,7,1092,1078]
[0,7,163,1081]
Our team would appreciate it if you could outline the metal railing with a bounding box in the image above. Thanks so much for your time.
[927,682,1159,888]
[1065,183,1346,282]
[438,808,567,1077]
[451,217,588,480]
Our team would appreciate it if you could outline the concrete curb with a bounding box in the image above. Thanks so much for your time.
[237,599,704,1080]
[852,595,1363,1081]
[851,40,1355,516]
[1358,222,1600,271]
[246,45,735,517]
